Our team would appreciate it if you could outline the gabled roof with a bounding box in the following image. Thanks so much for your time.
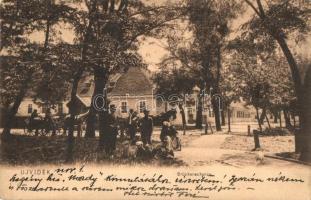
[77,73,123,97]
[110,67,154,96]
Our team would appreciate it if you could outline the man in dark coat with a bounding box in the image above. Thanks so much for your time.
[105,105,119,155]
[29,109,38,132]
[44,108,56,135]
[140,109,153,145]
[128,109,139,144]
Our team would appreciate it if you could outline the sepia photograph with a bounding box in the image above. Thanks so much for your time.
[0,0,310,199]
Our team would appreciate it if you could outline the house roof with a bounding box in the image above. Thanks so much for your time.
[75,67,154,107]
[76,73,122,97]
[109,67,154,96]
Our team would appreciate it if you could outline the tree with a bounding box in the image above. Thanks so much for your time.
[153,66,196,134]
[219,61,241,132]
[63,0,184,153]
[0,46,39,136]
[186,0,241,131]
[241,0,310,161]
[155,24,207,129]
[0,0,76,136]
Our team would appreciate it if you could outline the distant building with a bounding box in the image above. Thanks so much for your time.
[75,67,160,117]
[108,67,159,117]
[16,67,258,125]
[17,98,69,118]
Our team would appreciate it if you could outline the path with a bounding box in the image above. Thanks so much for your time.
[175,134,243,167]
[175,133,311,170]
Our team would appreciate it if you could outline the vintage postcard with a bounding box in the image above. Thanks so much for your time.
[0,0,310,199]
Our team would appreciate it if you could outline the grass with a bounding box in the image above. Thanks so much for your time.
[0,134,186,166]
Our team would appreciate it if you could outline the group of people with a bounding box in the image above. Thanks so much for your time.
[27,105,180,159]
[102,105,154,156]
[127,108,153,145]
[104,106,179,159]
[125,108,179,159]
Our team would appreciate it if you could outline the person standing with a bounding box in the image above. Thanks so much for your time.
[128,109,139,144]
[140,109,153,145]
[29,109,38,132]
[44,108,55,135]
[105,105,118,155]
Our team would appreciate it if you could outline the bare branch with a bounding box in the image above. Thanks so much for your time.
[244,0,262,18]
[256,0,266,17]
[120,15,183,51]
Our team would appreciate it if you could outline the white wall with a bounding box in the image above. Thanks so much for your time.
[17,98,69,117]
[109,95,160,118]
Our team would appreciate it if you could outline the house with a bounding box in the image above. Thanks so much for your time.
[16,98,69,117]
[16,66,258,126]
[108,67,161,117]
[16,67,158,118]
[75,67,161,117]
[164,92,258,126]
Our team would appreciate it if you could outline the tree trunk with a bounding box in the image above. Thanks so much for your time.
[227,107,231,133]
[279,111,282,128]
[85,67,108,138]
[195,93,203,129]
[299,66,311,162]
[178,103,186,135]
[214,46,222,131]
[259,108,266,125]
[66,0,98,141]
[212,97,222,131]
[275,36,306,155]
[221,110,226,126]
[265,113,271,129]
[255,107,263,132]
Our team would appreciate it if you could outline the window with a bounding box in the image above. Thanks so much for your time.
[58,103,63,114]
[237,111,244,118]
[28,104,32,114]
[139,101,146,113]
[237,111,250,118]
[121,101,127,113]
